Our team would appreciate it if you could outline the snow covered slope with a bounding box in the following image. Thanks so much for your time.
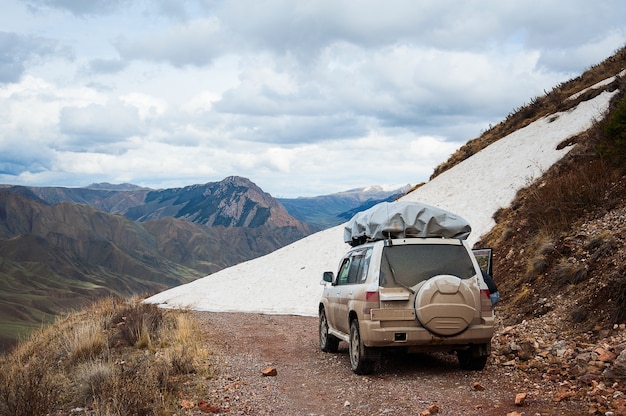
[145,90,617,316]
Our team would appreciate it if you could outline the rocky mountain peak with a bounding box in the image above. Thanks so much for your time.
[131,176,306,230]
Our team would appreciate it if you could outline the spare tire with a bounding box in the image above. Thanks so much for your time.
[414,274,477,336]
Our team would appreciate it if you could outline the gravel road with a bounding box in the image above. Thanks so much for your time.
[193,312,591,416]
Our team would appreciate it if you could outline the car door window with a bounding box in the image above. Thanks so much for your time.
[358,248,372,283]
[337,248,372,285]
[337,258,351,285]
[347,256,363,284]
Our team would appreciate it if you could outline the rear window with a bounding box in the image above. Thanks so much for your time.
[380,244,475,288]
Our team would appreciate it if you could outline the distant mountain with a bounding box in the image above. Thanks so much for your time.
[124,176,307,230]
[0,176,409,349]
[278,185,410,229]
[26,176,310,230]
[0,190,200,348]
[0,176,312,350]
[85,182,150,191]
[23,184,150,214]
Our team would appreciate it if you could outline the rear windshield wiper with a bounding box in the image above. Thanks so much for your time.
[383,250,415,294]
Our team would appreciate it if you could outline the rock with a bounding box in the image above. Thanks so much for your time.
[418,406,439,416]
[197,400,221,414]
[180,400,195,409]
[472,382,485,391]
[506,412,522,416]
[514,340,537,361]
[594,347,617,363]
[262,367,278,377]
[604,349,626,379]
[552,390,576,402]
[515,392,527,406]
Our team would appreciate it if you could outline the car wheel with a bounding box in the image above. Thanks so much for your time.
[349,319,377,375]
[319,308,339,353]
[457,346,488,371]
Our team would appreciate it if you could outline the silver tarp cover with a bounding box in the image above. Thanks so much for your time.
[344,201,471,246]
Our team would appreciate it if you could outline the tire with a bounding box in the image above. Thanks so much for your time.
[319,308,339,353]
[457,346,488,371]
[349,319,377,375]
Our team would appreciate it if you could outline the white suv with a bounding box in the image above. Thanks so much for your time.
[318,202,496,374]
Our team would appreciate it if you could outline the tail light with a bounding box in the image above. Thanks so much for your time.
[363,290,380,316]
[365,291,380,303]
[480,289,492,312]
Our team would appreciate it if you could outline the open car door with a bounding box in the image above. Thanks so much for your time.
[472,248,493,276]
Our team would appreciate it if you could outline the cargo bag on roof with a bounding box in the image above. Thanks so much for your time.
[344,201,471,246]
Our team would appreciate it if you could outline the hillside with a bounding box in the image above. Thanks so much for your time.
[435,46,626,332]
[0,176,313,349]
[0,191,200,348]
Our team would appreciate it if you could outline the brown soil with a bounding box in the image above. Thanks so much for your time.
[189,312,619,416]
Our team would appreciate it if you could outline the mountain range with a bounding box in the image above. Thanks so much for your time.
[0,176,400,349]
[278,184,409,229]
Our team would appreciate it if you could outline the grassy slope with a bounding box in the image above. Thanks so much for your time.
[430,45,626,332]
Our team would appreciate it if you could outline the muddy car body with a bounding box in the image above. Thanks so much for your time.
[319,202,496,374]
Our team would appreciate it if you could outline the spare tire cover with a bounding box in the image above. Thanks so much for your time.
[414,274,477,337]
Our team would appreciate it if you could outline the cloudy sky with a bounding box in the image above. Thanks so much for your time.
[1,1,625,197]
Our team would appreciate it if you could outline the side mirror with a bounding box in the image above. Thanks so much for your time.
[322,271,334,284]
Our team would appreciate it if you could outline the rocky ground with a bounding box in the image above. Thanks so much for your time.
[170,182,626,416]
[175,312,626,416]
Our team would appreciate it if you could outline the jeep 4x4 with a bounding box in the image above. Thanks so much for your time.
[318,202,496,374]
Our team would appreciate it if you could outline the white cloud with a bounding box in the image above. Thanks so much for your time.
[0,31,72,83]
[114,18,235,67]
[0,0,624,196]
[59,100,143,150]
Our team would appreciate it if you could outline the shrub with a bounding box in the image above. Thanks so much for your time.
[553,259,587,286]
[531,255,549,275]
[0,354,61,416]
[0,296,212,415]
[74,361,114,404]
[524,160,617,233]
[62,321,107,364]
[112,300,164,348]
[92,357,164,416]
[600,95,626,165]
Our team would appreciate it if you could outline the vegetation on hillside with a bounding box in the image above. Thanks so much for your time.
[431,45,626,180]
[476,49,626,332]
[0,297,211,416]
[0,176,313,350]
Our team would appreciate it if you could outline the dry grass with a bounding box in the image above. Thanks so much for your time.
[0,296,211,416]
[474,47,626,329]
[523,158,620,233]
[430,45,626,181]
[62,320,108,364]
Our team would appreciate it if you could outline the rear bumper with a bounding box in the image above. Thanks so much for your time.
[360,318,495,350]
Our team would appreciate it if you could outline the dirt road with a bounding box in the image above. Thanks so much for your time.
[193,312,590,415]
